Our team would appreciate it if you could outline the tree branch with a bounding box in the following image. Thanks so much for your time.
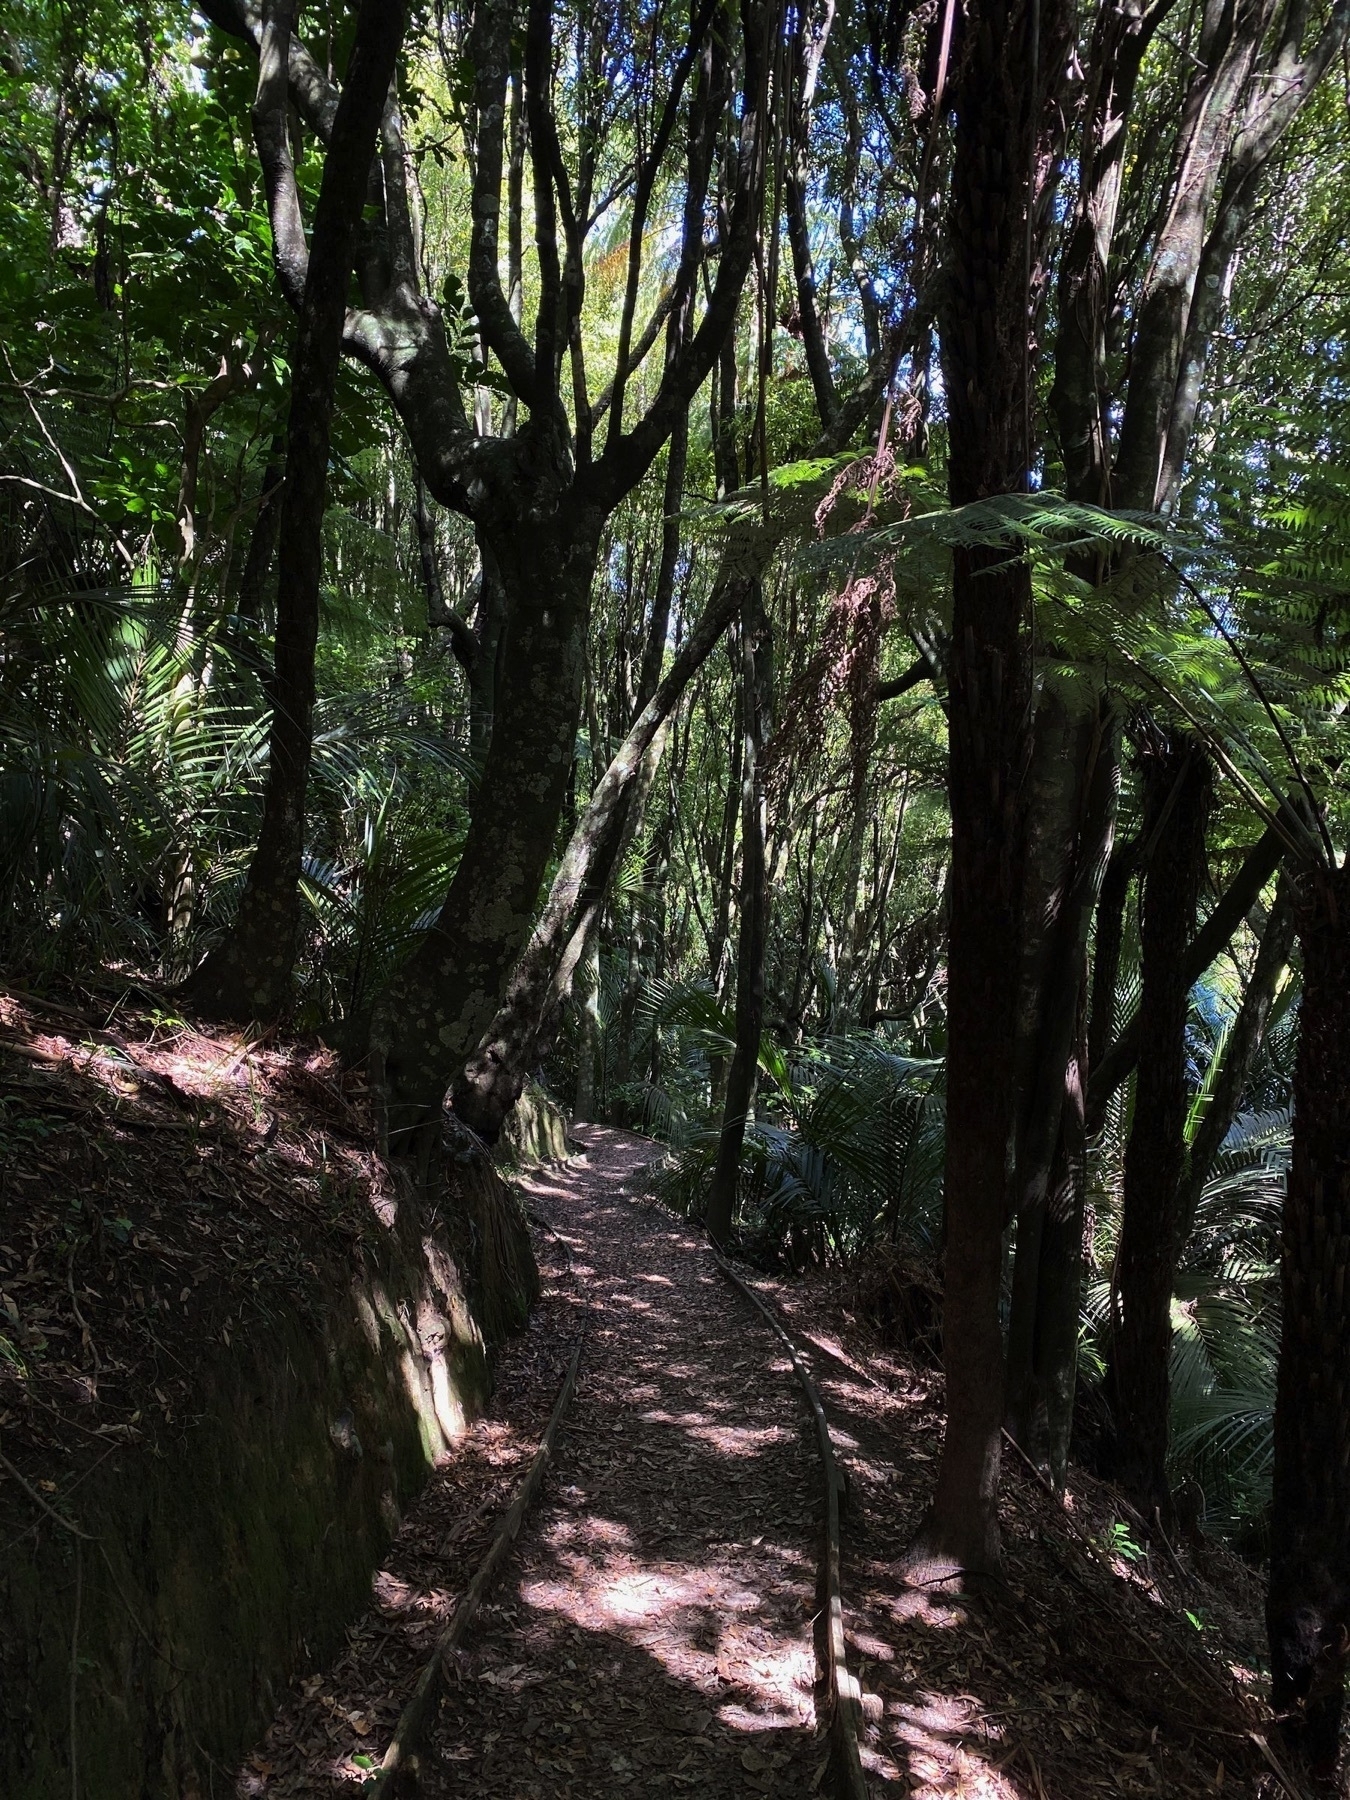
[876,656,932,703]
[585,0,779,510]
[589,286,677,428]
[468,0,538,406]
[251,0,309,308]
[602,0,720,452]
[1087,814,1289,1115]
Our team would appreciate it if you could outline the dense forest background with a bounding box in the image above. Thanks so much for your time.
[2,0,1349,1778]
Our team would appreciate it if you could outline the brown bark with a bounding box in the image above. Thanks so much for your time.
[372,511,603,1165]
[235,434,285,625]
[904,0,1071,1577]
[1174,868,1296,1249]
[917,536,1030,1577]
[1049,0,1179,506]
[1005,688,1118,1462]
[1084,833,1137,1138]
[188,0,406,1021]
[1111,728,1212,1520]
[783,0,838,431]
[1268,860,1350,1785]
[705,586,772,1246]
[1034,1007,1090,1493]
[449,561,748,1142]
[1088,814,1289,1119]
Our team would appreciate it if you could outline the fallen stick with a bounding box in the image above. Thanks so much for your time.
[709,1247,870,1800]
[365,1341,582,1797]
[0,1447,98,1541]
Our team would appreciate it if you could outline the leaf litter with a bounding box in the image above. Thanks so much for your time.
[238,1125,826,1798]
[0,991,1296,1800]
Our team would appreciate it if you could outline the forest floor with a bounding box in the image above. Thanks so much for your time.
[0,982,387,1480]
[239,1126,1291,1800]
[0,989,1297,1799]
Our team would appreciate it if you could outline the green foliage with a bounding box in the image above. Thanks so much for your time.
[0,581,266,970]
[299,757,468,1032]
[646,1017,944,1264]
[1168,1105,1291,1546]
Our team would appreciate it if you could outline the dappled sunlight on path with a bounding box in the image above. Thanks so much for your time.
[756,1271,1270,1799]
[414,1125,825,1797]
[235,1130,1275,1800]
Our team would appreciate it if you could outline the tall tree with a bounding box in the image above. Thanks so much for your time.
[1110,726,1212,1518]
[904,0,1072,1577]
[1013,0,1350,1492]
[705,582,773,1244]
[198,0,787,1170]
[189,0,407,1017]
[1268,854,1350,1783]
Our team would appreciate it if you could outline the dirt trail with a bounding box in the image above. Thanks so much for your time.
[418,1125,826,1796]
[238,1125,1277,1800]
[238,1125,828,1797]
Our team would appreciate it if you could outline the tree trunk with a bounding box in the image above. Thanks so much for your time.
[607,717,672,1110]
[1088,816,1287,1120]
[1084,833,1137,1139]
[1267,859,1350,1786]
[704,586,772,1246]
[636,411,688,711]
[188,0,405,1022]
[904,0,1068,1577]
[573,930,600,1123]
[465,537,509,768]
[607,417,690,1114]
[913,539,1030,1577]
[236,433,285,625]
[706,654,744,1111]
[1005,687,1117,1463]
[831,769,870,1032]
[1033,994,1089,1491]
[450,563,747,1141]
[1111,729,1212,1521]
[1174,868,1296,1250]
[372,508,603,1165]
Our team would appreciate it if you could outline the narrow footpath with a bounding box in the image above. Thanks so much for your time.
[420,1126,825,1796]
[238,1126,826,1798]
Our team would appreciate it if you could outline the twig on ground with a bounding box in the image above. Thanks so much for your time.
[1152,1503,1193,1586]
[0,1447,97,1540]
[68,1253,102,1374]
[1249,1729,1314,1799]
[708,1244,869,1800]
[366,1340,582,1798]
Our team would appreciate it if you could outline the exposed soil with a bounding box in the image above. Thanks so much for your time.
[237,1124,1287,1800]
[1,1008,1287,1800]
[0,980,387,1485]
[239,1126,825,1797]
[761,1263,1281,1798]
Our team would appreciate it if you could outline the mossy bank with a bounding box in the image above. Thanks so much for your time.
[0,1150,538,1800]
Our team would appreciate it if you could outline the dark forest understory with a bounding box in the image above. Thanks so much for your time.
[0,1002,1283,1797]
[3,0,1350,1786]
